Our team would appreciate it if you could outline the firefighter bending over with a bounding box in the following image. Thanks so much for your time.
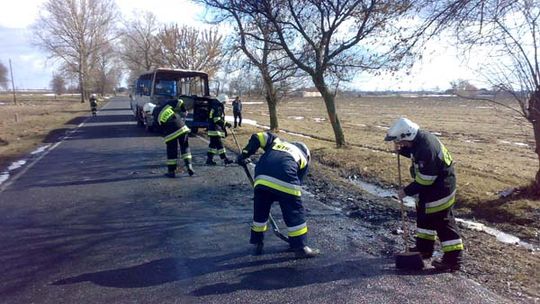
[206,97,233,165]
[155,98,194,178]
[386,117,464,271]
[237,132,320,258]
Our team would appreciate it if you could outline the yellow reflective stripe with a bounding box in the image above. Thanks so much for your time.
[257,132,267,148]
[417,233,437,241]
[287,223,307,237]
[425,190,457,214]
[159,105,174,124]
[181,153,192,160]
[414,167,437,185]
[213,117,221,123]
[164,126,191,143]
[271,142,307,168]
[217,148,226,154]
[208,149,218,154]
[442,239,464,252]
[254,175,302,196]
[437,139,453,166]
[209,109,214,118]
[252,221,268,232]
[208,130,225,137]
[166,159,177,165]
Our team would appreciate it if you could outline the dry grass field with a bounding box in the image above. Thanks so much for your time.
[0,94,90,170]
[227,95,539,241]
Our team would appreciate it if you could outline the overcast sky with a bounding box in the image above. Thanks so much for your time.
[0,0,482,91]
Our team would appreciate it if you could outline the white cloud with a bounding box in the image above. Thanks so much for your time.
[0,0,46,29]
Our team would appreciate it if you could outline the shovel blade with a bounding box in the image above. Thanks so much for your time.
[395,251,424,270]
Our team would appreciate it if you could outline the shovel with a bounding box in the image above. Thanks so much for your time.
[229,129,289,244]
[395,154,424,270]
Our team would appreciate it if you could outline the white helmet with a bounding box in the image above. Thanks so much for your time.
[291,141,310,163]
[384,117,419,141]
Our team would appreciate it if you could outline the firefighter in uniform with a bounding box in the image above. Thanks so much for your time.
[237,132,320,258]
[155,98,194,178]
[385,117,464,271]
[206,98,233,165]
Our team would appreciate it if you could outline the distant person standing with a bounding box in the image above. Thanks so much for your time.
[232,96,242,128]
[89,94,98,117]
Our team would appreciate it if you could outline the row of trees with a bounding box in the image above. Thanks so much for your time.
[31,0,540,188]
[32,0,224,102]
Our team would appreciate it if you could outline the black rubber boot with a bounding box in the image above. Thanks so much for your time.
[164,172,176,178]
[432,259,461,271]
[186,164,195,176]
[253,243,264,256]
[206,157,217,165]
[294,246,320,259]
[223,158,233,165]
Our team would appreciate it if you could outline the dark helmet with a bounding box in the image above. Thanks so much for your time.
[291,141,310,163]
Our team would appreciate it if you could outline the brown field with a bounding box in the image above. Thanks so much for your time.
[226,95,539,241]
[0,94,90,169]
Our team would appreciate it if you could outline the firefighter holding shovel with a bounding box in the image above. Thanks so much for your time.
[385,118,464,271]
[236,132,320,258]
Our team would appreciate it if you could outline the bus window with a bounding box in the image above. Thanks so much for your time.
[154,80,177,97]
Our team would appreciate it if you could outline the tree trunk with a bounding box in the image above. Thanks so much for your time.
[79,71,85,103]
[313,74,346,147]
[262,72,279,131]
[529,89,540,191]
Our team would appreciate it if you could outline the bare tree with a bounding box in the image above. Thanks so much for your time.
[155,24,224,77]
[229,0,448,147]
[0,61,8,90]
[90,41,122,95]
[33,0,119,103]
[50,73,66,95]
[446,0,540,188]
[201,0,300,131]
[119,11,161,85]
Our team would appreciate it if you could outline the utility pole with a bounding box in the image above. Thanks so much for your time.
[9,59,16,105]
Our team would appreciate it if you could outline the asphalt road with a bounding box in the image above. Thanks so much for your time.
[0,97,509,304]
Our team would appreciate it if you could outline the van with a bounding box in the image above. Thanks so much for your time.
[130,68,214,133]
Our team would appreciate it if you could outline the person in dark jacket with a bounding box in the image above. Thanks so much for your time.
[232,96,242,128]
[206,98,233,165]
[89,94,98,117]
[237,132,320,258]
[385,117,463,271]
[155,98,194,178]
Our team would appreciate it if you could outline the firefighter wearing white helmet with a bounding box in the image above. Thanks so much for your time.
[385,117,464,271]
[236,132,319,258]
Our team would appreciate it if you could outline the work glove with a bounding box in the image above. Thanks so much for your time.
[236,155,251,165]
[225,121,232,128]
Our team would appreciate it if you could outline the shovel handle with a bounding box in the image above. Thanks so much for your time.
[398,154,410,252]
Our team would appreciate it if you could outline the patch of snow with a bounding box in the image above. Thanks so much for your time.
[432,132,442,136]
[243,102,264,105]
[279,130,313,139]
[476,106,494,109]
[288,116,304,120]
[43,93,56,96]
[0,102,5,105]
[8,160,26,171]
[514,142,529,147]
[313,117,326,122]
[30,145,50,155]
[0,172,9,186]
[376,125,389,130]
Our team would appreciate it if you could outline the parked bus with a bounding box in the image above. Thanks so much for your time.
[130,68,214,133]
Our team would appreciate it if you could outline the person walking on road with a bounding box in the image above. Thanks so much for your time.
[155,98,194,178]
[232,96,242,128]
[206,97,233,165]
[89,94,98,117]
[236,131,320,258]
[385,117,464,271]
